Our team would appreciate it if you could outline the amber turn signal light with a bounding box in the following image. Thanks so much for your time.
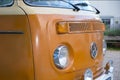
[56,22,69,34]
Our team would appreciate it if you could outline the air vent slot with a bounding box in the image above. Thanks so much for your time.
[93,22,104,31]
[68,22,105,33]
[69,22,92,32]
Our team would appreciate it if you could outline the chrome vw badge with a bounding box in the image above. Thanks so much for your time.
[90,42,97,59]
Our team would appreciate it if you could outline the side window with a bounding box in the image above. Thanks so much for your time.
[0,0,13,7]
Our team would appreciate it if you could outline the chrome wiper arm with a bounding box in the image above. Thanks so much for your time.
[75,3,100,14]
[61,0,80,12]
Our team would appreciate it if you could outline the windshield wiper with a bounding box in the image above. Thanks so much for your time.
[75,3,100,14]
[61,0,80,12]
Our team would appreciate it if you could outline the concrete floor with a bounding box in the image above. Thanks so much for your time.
[104,50,120,80]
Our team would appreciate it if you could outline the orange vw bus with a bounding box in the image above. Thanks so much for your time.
[0,0,113,80]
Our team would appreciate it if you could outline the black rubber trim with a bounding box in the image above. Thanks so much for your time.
[0,31,24,34]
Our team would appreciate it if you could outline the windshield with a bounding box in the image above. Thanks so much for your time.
[0,0,13,7]
[24,0,94,11]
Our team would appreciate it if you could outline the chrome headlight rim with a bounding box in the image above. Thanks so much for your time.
[53,45,69,69]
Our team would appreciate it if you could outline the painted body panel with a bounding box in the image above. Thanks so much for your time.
[0,0,108,80]
[27,14,104,80]
[0,2,34,80]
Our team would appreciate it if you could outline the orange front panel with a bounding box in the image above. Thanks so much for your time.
[0,15,34,80]
[28,14,104,80]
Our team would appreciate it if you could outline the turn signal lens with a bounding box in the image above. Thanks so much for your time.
[105,60,114,73]
[56,22,68,34]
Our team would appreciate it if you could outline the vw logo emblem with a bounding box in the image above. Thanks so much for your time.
[90,42,97,59]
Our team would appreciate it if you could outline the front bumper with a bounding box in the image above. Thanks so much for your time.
[95,60,114,80]
[95,71,113,80]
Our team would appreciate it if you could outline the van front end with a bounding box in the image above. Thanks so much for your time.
[0,0,113,80]
[18,0,114,80]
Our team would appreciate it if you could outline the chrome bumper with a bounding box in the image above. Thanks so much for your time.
[95,71,113,80]
[95,60,114,80]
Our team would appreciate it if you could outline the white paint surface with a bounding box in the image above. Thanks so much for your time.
[89,1,120,17]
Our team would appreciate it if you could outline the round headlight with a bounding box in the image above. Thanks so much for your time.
[84,69,93,80]
[103,40,107,55]
[53,45,69,69]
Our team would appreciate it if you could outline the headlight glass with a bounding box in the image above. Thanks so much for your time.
[53,45,69,69]
[103,40,107,55]
[84,69,93,80]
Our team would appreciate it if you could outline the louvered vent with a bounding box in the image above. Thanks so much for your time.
[93,22,104,31]
[69,22,105,33]
[69,22,92,32]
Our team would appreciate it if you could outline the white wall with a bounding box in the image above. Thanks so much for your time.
[89,1,120,17]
